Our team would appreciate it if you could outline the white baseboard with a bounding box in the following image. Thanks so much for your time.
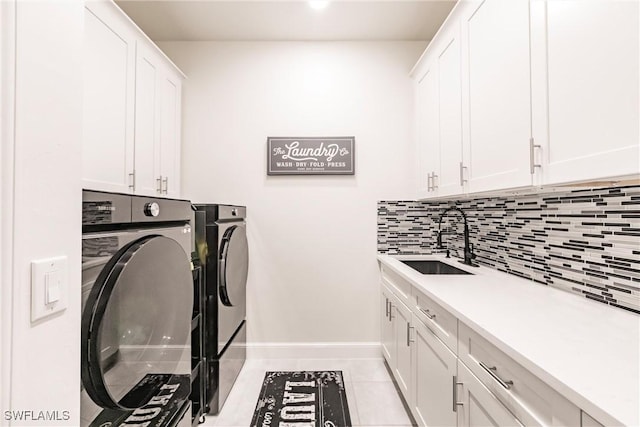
[246,342,381,359]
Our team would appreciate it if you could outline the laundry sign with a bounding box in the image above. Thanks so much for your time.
[267,137,355,175]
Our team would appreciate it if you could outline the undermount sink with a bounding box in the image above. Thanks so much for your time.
[401,260,473,275]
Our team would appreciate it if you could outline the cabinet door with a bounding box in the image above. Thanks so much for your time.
[82,2,135,193]
[411,317,457,427]
[394,299,413,402]
[457,362,523,427]
[416,64,439,199]
[540,1,639,184]
[134,41,161,196]
[463,0,532,193]
[381,287,395,368]
[158,71,181,198]
[436,26,464,197]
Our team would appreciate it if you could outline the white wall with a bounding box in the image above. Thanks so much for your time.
[2,1,83,425]
[1,0,16,420]
[160,41,423,353]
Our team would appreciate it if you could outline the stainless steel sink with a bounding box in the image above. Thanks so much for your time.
[401,260,473,275]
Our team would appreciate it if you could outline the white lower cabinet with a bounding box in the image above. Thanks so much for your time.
[393,298,413,400]
[412,316,457,427]
[379,263,587,427]
[456,362,523,427]
[381,285,396,367]
[459,323,580,426]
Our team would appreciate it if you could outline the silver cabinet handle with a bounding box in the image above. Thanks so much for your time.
[479,361,514,390]
[128,171,136,190]
[419,307,436,321]
[432,172,438,190]
[453,375,464,412]
[529,137,541,174]
[162,176,168,194]
[459,162,467,186]
[156,176,163,194]
[427,172,433,192]
[406,323,414,346]
[385,298,390,318]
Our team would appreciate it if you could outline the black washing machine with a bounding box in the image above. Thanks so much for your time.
[194,204,248,414]
[81,190,194,427]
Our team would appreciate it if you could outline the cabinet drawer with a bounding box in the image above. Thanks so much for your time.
[459,323,580,426]
[413,287,457,353]
[457,361,524,427]
[380,264,412,307]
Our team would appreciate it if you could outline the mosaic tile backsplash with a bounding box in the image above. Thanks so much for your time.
[378,185,640,314]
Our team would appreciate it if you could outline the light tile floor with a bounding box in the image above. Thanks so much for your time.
[201,358,416,427]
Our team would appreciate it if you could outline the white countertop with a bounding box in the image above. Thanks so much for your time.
[378,254,640,427]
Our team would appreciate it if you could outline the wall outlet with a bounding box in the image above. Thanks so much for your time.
[31,256,68,322]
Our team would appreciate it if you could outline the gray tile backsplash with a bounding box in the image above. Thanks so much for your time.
[378,185,640,314]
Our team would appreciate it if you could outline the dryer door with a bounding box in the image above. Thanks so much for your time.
[218,224,248,308]
[81,235,193,410]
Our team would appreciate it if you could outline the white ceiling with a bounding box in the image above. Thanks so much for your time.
[115,0,457,41]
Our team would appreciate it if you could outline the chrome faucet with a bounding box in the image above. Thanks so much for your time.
[436,206,478,267]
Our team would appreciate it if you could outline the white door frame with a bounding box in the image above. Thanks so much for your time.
[1,0,16,423]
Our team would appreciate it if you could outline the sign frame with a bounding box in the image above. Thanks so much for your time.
[267,137,356,176]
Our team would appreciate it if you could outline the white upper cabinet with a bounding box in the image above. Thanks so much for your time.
[158,70,182,198]
[83,0,184,198]
[531,0,640,185]
[461,0,533,193]
[437,27,464,197]
[415,19,464,199]
[413,0,638,199]
[134,40,183,198]
[416,64,439,199]
[83,1,136,193]
[133,40,160,196]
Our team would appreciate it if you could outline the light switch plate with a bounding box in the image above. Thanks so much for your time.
[31,256,68,322]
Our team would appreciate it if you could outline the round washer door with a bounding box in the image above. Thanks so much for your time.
[218,225,248,307]
[81,235,193,410]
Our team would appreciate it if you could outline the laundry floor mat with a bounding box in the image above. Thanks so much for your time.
[89,374,190,427]
[251,371,352,427]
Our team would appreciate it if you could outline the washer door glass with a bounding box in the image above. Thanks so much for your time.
[219,225,248,307]
[81,235,193,410]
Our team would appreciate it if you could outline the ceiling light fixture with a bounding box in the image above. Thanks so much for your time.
[309,1,329,10]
